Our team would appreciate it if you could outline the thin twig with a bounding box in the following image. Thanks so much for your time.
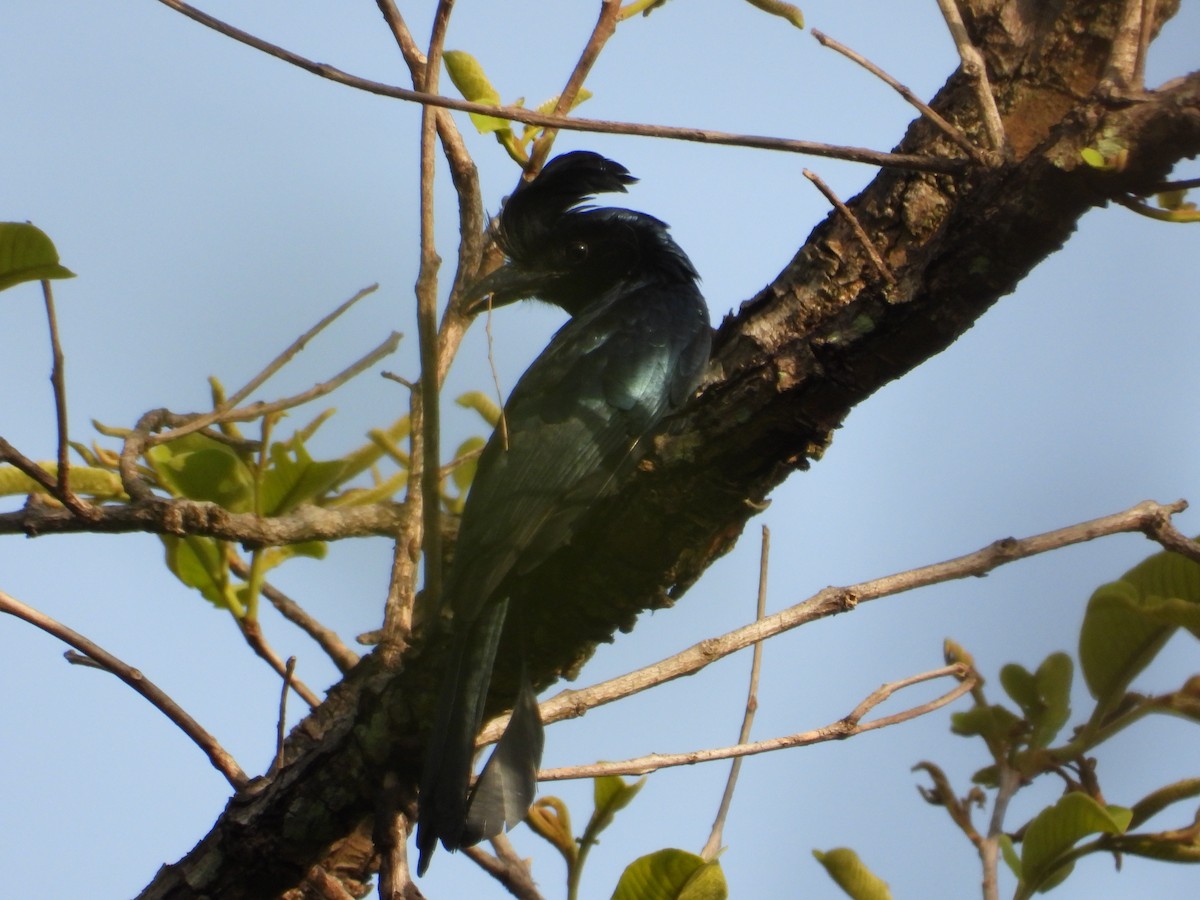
[479,499,1189,745]
[934,0,1007,154]
[539,665,975,780]
[701,525,770,860]
[270,656,297,774]
[227,555,360,673]
[812,29,993,165]
[980,763,1021,900]
[150,0,963,174]
[527,0,621,172]
[41,280,77,506]
[373,774,416,900]
[0,588,249,788]
[465,835,544,900]
[149,292,394,446]
[803,169,896,284]
[238,618,322,708]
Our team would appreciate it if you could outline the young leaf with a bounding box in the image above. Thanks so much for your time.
[443,50,511,135]
[526,796,576,863]
[260,437,347,516]
[611,849,727,900]
[147,434,254,512]
[812,848,892,900]
[161,535,236,612]
[1000,653,1072,748]
[1019,793,1132,894]
[1079,547,1200,708]
[0,222,76,292]
[589,773,646,838]
[456,390,503,427]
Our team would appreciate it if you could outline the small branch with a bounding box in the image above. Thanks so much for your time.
[374,774,419,900]
[527,0,621,172]
[270,656,297,774]
[464,835,544,900]
[980,764,1021,900]
[41,280,76,505]
[150,327,400,447]
[701,525,770,860]
[237,618,322,708]
[934,0,1007,154]
[479,499,1189,744]
[150,0,964,174]
[0,493,404,541]
[228,555,360,673]
[802,169,896,284]
[812,29,993,166]
[539,665,975,780]
[0,588,249,789]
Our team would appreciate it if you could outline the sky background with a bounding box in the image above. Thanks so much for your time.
[3,2,1199,898]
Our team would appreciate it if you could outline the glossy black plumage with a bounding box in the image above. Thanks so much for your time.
[416,151,711,874]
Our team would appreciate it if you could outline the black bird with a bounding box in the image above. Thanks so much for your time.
[415,151,711,874]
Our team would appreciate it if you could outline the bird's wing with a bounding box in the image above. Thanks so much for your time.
[444,282,707,625]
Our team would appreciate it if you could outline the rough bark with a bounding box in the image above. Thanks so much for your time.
[138,1,1199,897]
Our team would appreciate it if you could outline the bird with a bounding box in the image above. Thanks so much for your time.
[415,150,712,875]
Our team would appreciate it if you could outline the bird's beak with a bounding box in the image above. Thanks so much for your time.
[461,262,545,317]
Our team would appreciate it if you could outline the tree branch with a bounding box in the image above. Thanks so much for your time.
[0,588,248,788]
[149,0,962,173]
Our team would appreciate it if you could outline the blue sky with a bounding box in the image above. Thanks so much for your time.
[3,2,1199,898]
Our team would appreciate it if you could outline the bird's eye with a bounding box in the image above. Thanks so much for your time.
[565,241,589,264]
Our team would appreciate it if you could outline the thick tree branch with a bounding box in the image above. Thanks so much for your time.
[134,3,1200,897]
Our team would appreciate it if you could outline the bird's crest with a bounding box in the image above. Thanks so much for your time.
[496,151,636,260]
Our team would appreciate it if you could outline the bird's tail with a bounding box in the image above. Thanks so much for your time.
[415,599,544,875]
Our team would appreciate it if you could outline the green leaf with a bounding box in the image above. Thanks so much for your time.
[812,848,892,900]
[1000,654,1072,748]
[1080,147,1107,169]
[950,703,1021,744]
[443,50,511,134]
[260,437,347,516]
[456,390,503,427]
[161,535,236,611]
[1019,794,1132,894]
[589,774,645,838]
[147,434,254,511]
[743,0,804,29]
[0,222,76,292]
[612,850,727,900]
[1079,546,1200,708]
[260,540,328,573]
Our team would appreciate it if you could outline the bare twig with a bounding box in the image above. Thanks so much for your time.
[479,499,1189,744]
[527,0,621,172]
[539,664,975,780]
[812,29,993,165]
[464,834,544,900]
[980,764,1021,900]
[934,0,1007,154]
[374,774,418,900]
[41,280,77,505]
[270,656,297,774]
[151,324,399,446]
[0,588,249,788]
[701,525,770,860]
[0,437,91,519]
[238,618,322,708]
[414,0,455,632]
[150,0,963,174]
[803,169,896,283]
[227,555,360,673]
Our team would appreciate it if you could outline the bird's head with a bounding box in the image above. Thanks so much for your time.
[464,151,698,317]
